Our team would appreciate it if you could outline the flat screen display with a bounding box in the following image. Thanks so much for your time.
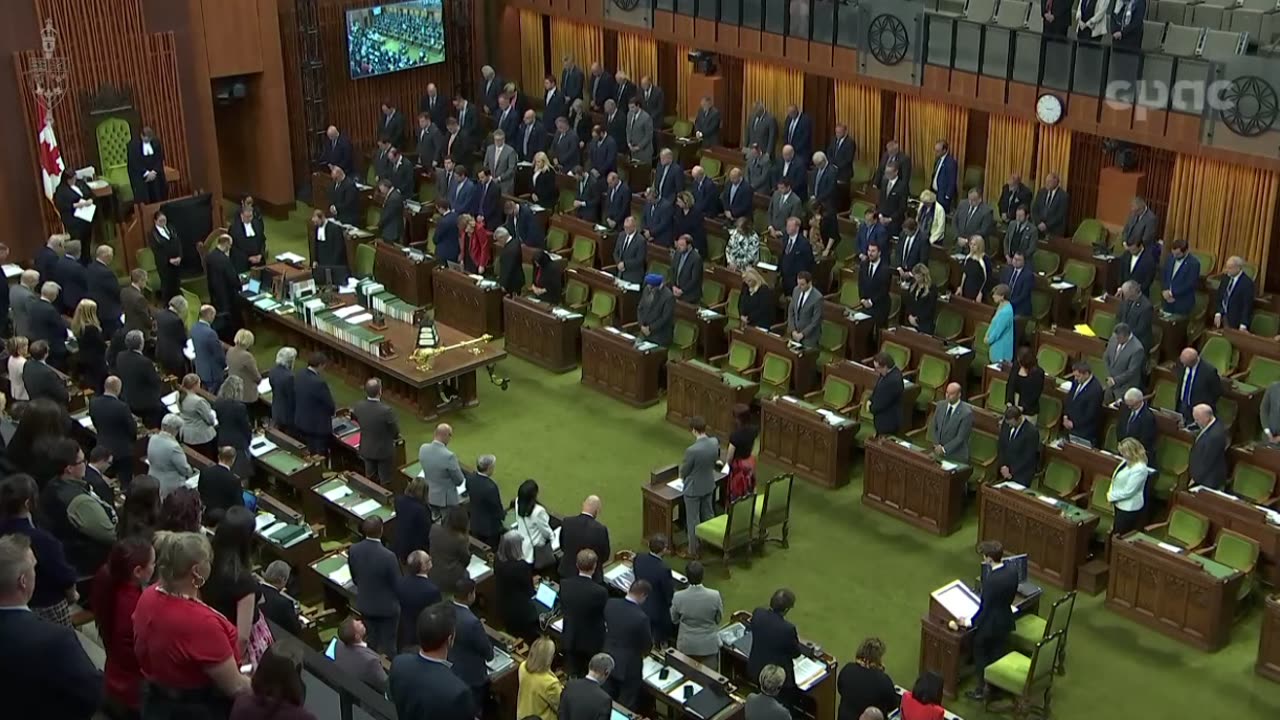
[346,0,445,80]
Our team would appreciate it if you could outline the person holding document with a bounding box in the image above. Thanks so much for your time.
[54,170,96,256]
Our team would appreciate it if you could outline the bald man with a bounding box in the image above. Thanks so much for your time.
[320,125,354,174]
[558,495,611,582]
[928,383,973,463]
[419,423,466,519]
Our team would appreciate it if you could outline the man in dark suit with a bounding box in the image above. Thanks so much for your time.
[1117,388,1158,467]
[895,218,928,275]
[611,216,646,284]
[349,516,401,656]
[419,82,450,128]
[397,551,443,650]
[872,139,912,188]
[614,71,637,112]
[352,378,400,485]
[1121,196,1157,251]
[0,534,104,720]
[53,241,87,314]
[998,173,1034,224]
[551,117,581,170]
[639,75,664,121]
[310,211,350,286]
[720,167,753,221]
[329,165,362,227]
[116,332,165,428]
[28,285,69,370]
[388,603,476,720]
[465,455,504,550]
[997,252,1034,319]
[543,76,569,125]
[782,105,814,163]
[196,447,244,524]
[294,352,336,454]
[259,561,303,637]
[479,65,504,112]
[562,57,586,102]
[1116,281,1155,355]
[688,166,718,217]
[23,341,68,407]
[516,110,547,163]
[633,535,676,645]
[877,162,909,236]
[268,349,297,432]
[571,168,602,224]
[1042,0,1071,36]
[826,124,856,182]
[1117,237,1158,297]
[602,172,631,230]
[471,169,503,230]
[127,126,167,203]
[431,199,460,264]
[372,139,393,181]
[670,235,704,305]
[869,352,905,436]
[602,99,626,152]
[1215,256,1255,331]
[747,589,805,691]
[86,245,124,338]
[772,145,807,201]
[588,125,618,176]
[413,113,444,169]
[385,147,415,199]
[1111,0,1148,50]
[964,540,1020,700]
[89,375,136,486]
[954,188,996,242]
[997,406,1040,485]
[377,180,406,244]
[1161,239,1201,316]
[588,62,617,111]
[559,496,611,581]
[1189,404,1229,489]
[560,654,615,720]
[320,125,354,174]
[504,199,546,248]
[561,548,609,676]
[204,235,240,340]
[693,96,722,146]
[810,151,838,208]
[603,580,654,707]
[378,100,406,145]
[1030,172,1069,237]
[1176,347,1222,424]
[449,578,495,710]
[449,165,478,216]
[442,118,475,166]
[641,189,675,248]
[1063,360,1104,445]
[858,244,892,330]
[653,149,685,200]
[778,217,815,297]
[930,140,959,211]
[121,269,152,336]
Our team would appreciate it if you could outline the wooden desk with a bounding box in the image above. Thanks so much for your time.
[863,437,970,536]
[919,580,1043,699]
[502,295,584,372]
[720,612,838,720]
[825,360,921,433]
[551,213,616,268]
[1152,363,1261,444]
[329,414,407,484]
[731,326,818,395]
[1038,327,1107,363]
[373,241,434,306]
[1089,295,1185,361]
[978,484,1100,590]
[824,301,878,362]
[666,360,759,440]
[943,294,996,338]
[676,301,729,360]
[759,397,857,489]
[580,326,666,407]
[567,267,640,325]
[305,473,396,542]
[1174,486,1280,587]
[1043,440,1124,498]
[642,464,730,553]
[1042,235,1118,295]
[310,171,373,219]
[1259,595,1280,683]
[700,145,746,177]
[1106,533,1243,651]
[249,296,506,420]
[1217,327,1280,370]
[879,326,975,387]
[256,493,323,601]
[432,266,505,338]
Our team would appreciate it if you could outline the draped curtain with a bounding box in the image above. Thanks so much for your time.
[834,81,881,174]
[893,96,967,174]
[743,62,804,143]
[1165,155,1278,282]
[617,33,658,90]
[518,10,545,98]
[550,20,603,102]
[675,45,695,120]
[984,115,1035,198]
[1034,123,1072,186]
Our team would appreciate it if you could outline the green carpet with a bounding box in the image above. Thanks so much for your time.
[241,204,1279,719]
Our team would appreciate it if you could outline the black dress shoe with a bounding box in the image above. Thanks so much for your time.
[964,688,987,701]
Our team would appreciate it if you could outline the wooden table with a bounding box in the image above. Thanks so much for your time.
[758,396,857,489]
[580,326,666,407]
[1152,363,1261,444]
[825,360,922,435]
[879,325,975,387]
[373,241,434,306]
[567,267,640,325]
[552,214,616,269]
[676,301,729,361]
[641,465,731,556]
[1174,486,1280,587]
[666,360,759,440]
[1259,595,1280,683]
[919,580,1042,699]
[720,612,838,720]
[249,296,506,420]
[254,493,323,601]
[305,472,397,543]
[501,295,584,372]
[1106,532,1243,651]
[431,266,505,338]
[1042,439,1124,499]
[863,437,970,536]
[1090,295,1185,362]
[977,484,1100,590]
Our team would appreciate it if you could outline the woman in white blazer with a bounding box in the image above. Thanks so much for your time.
[514,479,555,570]
[1109,438,1150,536]
[1076,0,1110,40]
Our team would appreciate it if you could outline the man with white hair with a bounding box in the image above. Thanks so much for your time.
[466,455,504,550]
[1115,280,1154,353]
[10,269,41,338]
[654,147,683,200]
[320,125,354,174]
[86,244,123,337]
[154,294,189,377]
[810,150,836,206]
[773,144,806,200]
[746,665,791,720]
[192,304,226,392]
[28,282,68,369]
[1189,404,1228,489]
[268,347,298,431]
[148,413,194,496]
[478,64,504,113]
[494,226,524,296]
[928,382,974,463]
[33,234,65,291]
[419,423,466,520]
[118,329,167,427]
[1215,255,1255,331]
[259,560,303,636]
[1117,387,1157,465]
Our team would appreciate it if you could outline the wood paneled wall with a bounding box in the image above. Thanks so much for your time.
[1067,135,1176,237]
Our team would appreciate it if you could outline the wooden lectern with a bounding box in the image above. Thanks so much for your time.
[1096,167,1146,229]
[687,73,726,122]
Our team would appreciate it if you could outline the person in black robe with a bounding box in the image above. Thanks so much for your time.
[53,170,95,260]
[228,205,267,273]
[127,126,167,204]
[309,210,350,286]
[496,226,524,297]
[204,234,241,341]
[149,210,184,305]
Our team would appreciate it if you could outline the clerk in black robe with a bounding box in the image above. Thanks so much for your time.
[497,227,525,296]
[127,126,168,204]
[309,210,350,286]
[228,206,267,273]
[149,210,185,304]
[205,235,241,340]
[53,170,95,257]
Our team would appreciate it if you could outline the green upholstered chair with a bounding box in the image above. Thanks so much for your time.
[715,339,757,375]
[855,390,877,448]
[1037,394,1062,436]
[707,235,727,265]
[703,278,727,309]
[669,319,700,362]
[1072,218,1105,247]
[1252,310,1280,337]
[1200,335,1237,376]
[983,378,1008,414]
[818,320,848,366]
[753,474,795,549]
[693,492,756,576]
[355,243,377,278]
[806,375,857,413]
[1206,530,1259,602]
[1153,436,1191,500]
[726,288,742,330]
[1012,591,1077,674]
[758,245,774,264]
[1088,475,1115,540]
[970,431,999,485]
[1147,507,1210,550]
[584,292,616,328]
[881,341,911,372]
[935,308,964,341]
[181,289,201,329]
[565,280,589,311]
[135,247,161,294]
[1152,378,1177,413]
[1032,249,1061,277]
[1190,250,1217,278]
[917,355,951,409]
[929,258,951,289]
[837,278,861,308]
[1091,310,1116,339]
[753,352,793,399]
[850,199,875,221]
[699,156,722,179]
[523,263,534,289]
[96,116,134,203]
[1037,345,1068,378]
[672,119,693,139]
[972,322,991,376]
[909,173,927,198]
[1029,290,1052,331]
[1241,356,1280,388]
[1232,463,1277,504]
[546,226,570,253]
[1040,459,1083,501]
[570,236,597,266]
[1103,424,1118,453]
[963,165,984,195]
[650,259,670,278]
[983,632,1064,719]
[557,189,576,213]
[1062,259,1096,305]
[852,161,874,188]
[1218,396,1238,430]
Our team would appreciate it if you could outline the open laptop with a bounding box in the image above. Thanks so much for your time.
[534,582,558,614]
[240,277,261,297]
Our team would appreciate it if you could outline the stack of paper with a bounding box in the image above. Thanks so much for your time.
[604,564,634,592]
[643,656,684,692]
[322,485,354,502]
[329,564,353,587]
[350,498,382,518]
[254,513,278,532]
[467,554,491,579]
[667,478,685,493]
[276,252,307,264]
[249,437,279,458]
[793,656,828,690]
[257,377,272,396]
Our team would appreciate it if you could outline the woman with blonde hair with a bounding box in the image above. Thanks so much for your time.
[737,267,776,330]
[458,212,492,275]
[530,151,557,207]
[1109,438,1150,536]
[917,189,946,246]
[905,263,938,335]
[726,216,761,271]
[837,636,899,719]
[517,636,564,720]
[7,336,30,402]
[226,329,262,406]
[71,299,108,393]
[179,372,218,460]
[959,235,993,302]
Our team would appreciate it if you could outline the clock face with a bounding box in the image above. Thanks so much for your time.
[1037,94,1063,125]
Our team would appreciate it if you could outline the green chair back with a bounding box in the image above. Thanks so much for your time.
[1091,311,1116,339]
[1028,632,1064,691]
[963,166,984,195]
[96,117,133,202]
[1030,290,1052,322]
[819,321,848,365]
[181,289,201,329]
[703,279,726,308]
[565,280,589,309]
[820,376,856,410]
[1245,356,1280,388]
[355,243,377,278]
[1191,250,1217,277]
[1073,219,1105,247]
[699,156,723,179]
[557,188,576,213]
[671,319,699,361]
[761,352,793,394]
[135,247,161,294]
[882,341,911,372]
[909,173,927,198]
[672,120,693,138]
[1033,249,1061,276]
[1062,259,1096,295]
[935,308,964,341]
[546,226,570,253]
[1042,459,1082,498]
[726,288,742,327]
[724,492,757,550]
[1038,395,1062,435]
[570,236,597,265]
[726,340,756,374]
[1214,530,1260,574]
[852,161,874,186]
[1152,378,1177,412]
[1167,507,1210,549]
[838,279,861,308]
[708,235,727,264]
[850,199,875,220]
[1089,474,1114,517]
[1200,336,1236,375]
[1037,345,1068,378]
[1232,463,1276,504]
[1154,436,1191,499]
[973,321,991,370]
[1252,311,1280,337]
[985,378,1008,413]
[756,474,793,538]
[929,259,951,289]
[588,291,616,325]
[918,355,950,396]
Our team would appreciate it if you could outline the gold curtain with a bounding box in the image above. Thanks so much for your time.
[1034,123,1072,186]
[983,115,1035,198]
[675,45,694,120]
[550,19,603,100]
[1166,155,1279,282]
[518,11,545,99]
[617,33,658,89]
[743,61,804,140]
[893,95,967,173]
[834,81,881,172]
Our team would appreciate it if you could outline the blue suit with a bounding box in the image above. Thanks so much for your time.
[1162,253,1201,315]
[783,112,814,162]
[604,182,632,227]
[508,204,545,248]
[811,164,837,206]
[931,153,959,211]
[293,366,335,451]
[450,178,478,215]
[191,320,225,390]
[643,199,675,247]
[779,233,815,295]
[654,162,684,200]
[54,255,88,314]
[721,179,752,219]
[433,211,461,263]
[999,264,1034,318]
[589,137,618,175]
[857,223,889,256]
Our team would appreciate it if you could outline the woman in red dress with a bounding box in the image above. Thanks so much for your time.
[724,404,758,502]
[458,213,493,275]
[92,536,156,719]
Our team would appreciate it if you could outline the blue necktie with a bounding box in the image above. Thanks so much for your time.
[1183,366,1195,407]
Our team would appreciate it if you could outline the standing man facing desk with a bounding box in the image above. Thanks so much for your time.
[602,579,653,707]
[681,416,720,559]
[929,383,973,464]
[1189,404,1228,489]
[294,352,336,455]
[420,423,466,520]
[561,549,609,677]
[349,516,401,657]
[868,353,904,437]
[559,495,611,583]
[748,588,805,693]
[997,406,1040,485]
[465,455,504,551]
[352,378,400,485]
[787,271,823,351]
[1063,360,1103,445]
[961,541,1019,701]
[1175,348,1222,425]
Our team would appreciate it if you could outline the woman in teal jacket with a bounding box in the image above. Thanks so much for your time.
[985,283,1015,364]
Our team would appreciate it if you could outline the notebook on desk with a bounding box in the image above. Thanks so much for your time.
[686,687,732,720]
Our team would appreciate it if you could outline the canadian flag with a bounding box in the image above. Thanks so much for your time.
[37,102,65,203]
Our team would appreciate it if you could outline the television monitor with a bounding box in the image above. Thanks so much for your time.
[346,0,445,80]
[981,553,1029,586]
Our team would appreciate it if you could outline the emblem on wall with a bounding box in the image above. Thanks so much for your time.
[1219,75,1278,138]
[867,13,909,66]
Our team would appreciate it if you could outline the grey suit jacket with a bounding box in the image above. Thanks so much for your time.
[695,107,722,146]
[10,285,36,338]
[745,693,792,720]
[1004,220,1039,259]
[334,641,388,693]
[485,143,518,194]
[613,231,647,284]
[1104,336,1145,398]
[680,435,720,497]
[147,433,193,497]
[743,111,777,158]
[626,109,654,164]
[929,401,974,462]
[954,201,996,239]
[226,347,261,403]
[1122,210,1158,249]
[768,191,802,233]
[670,584,724,656]
[353,398,400,462]
[787,289,823,350]
[746,154,772,193]
[1262,381,1280,437]
[419,440,466,506]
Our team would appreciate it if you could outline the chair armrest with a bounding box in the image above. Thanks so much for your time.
[708,299,729,312]
[1067,490,1089,507]
[901,369,919,381]
[1193,545,1216,557]
[803,389,825,403]
[770,322,788,334]
[1144,521,1170,535]
[568,301,588,312]
[553,247,574,258]
[956,334,975,346]
[708,353,729,366]
[742,365,763,378]
[971,392,992,408]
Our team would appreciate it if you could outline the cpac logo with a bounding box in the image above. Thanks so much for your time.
[1103,78,1238,117]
